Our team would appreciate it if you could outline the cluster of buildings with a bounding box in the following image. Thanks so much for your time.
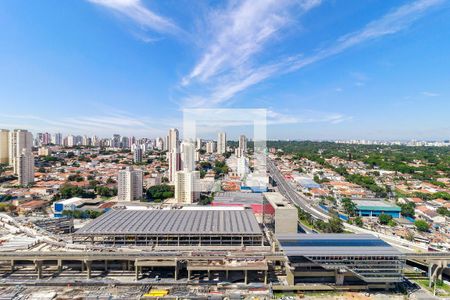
[0,130,424,293]
[0,129,34,186]
[269,147,450,250]
[334,139,450,147]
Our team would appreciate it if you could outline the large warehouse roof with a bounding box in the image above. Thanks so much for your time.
[353,199,401,212]
[75,209,262,236]
[277,234,402,256]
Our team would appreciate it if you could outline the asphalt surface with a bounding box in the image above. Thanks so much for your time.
[267,158,330,221]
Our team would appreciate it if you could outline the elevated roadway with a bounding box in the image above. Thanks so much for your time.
[267,157,428,252]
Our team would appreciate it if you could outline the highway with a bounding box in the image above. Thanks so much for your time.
[266,157,430,253]
[267,158,329,221]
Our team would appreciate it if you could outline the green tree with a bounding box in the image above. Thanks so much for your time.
[341,198,357,217]
[378,213,393,225]
[0,163,6,177]
[437,207,450,217]
[95,186,117,197]
[326,216,344,233]
[353,216,363,227]
[58,184,95,199]
[399,202,415,218]
[106,177,116,184]
[68,174,84,182]
[414,220,430,232]
[198,194,214,205]
[146,184,174,200]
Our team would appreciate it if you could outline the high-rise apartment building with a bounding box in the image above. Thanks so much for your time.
[18,149,34,186]
[239,135,247,152]
[117,166,143,202]
[52,133,62,146]
[175,170,200,204]
[133,146,143,164]
[156,137,164,150]
[168,128,179,152]
[196,138,202,150]
[168,128,181,182]
[41,132,51,145]
[0,129,9,164]
[217,132,226,154]
[66,135,75,147]
[169,151,181,183]
[110,134,120,148]
[91,135,99,147]
[206,141,216,154]
[175,140,199,204]
[180,141,195,172]
[8,129,33,173]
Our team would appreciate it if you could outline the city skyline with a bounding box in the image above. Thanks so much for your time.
[1,0,450,139]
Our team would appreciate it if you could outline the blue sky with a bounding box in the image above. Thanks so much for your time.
[0,0,449,140]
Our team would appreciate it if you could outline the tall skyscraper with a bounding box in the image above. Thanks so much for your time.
[91,135,99,147]
[169,151,181,183]
[112,134,121,148]
[18,149,34,186]
[121,136,130,149]
[168,128,181,182]
[196,138,202,150]
[52,133,62,146]
[217,132,226,154]
[0,129,9,164]
[41,132,51,145]
[156,137,164,150]
[168,128,179,152]
[180,141,195,172]
[239,134,247,152]
[206,141,216,154]
[82,135,91,146]
[133,146,143,164]
[66,135,75,147]
[8,129,33,173]
[175,140,200,204]
[118,166,143,202]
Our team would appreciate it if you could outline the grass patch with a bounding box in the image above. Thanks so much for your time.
[415,279,450,296]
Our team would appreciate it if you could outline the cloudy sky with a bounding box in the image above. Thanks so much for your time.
[0,0,449,140]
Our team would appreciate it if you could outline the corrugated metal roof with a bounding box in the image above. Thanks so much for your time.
[353,200,401,211]
[75,209,262,235]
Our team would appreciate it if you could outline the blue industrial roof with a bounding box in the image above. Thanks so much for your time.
[276,234,402,256]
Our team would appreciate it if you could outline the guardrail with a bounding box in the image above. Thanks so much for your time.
[406,252,450,258]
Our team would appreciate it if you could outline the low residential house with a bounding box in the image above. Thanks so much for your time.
[310,188,330,199]
[17,200,48,214]
[415,205,446,225]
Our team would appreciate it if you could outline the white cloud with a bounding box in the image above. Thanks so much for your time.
[87,0,180,35]
[0,112,167,137]
[422,91,440,97]
[181,0,443,108]
[182,0,321,86]
[287,0,444,71]
[267,110,352,125]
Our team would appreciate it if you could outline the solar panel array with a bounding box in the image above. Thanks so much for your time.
[277,234,402,256]
[75,209,262,235]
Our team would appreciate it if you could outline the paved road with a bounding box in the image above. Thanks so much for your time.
[267,158,329,221]
[266,157,429,253]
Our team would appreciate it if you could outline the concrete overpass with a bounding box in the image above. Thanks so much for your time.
[406,253,450,286]
[267,157,450,285]
[267,157,429,253]
[0,251,285,281]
